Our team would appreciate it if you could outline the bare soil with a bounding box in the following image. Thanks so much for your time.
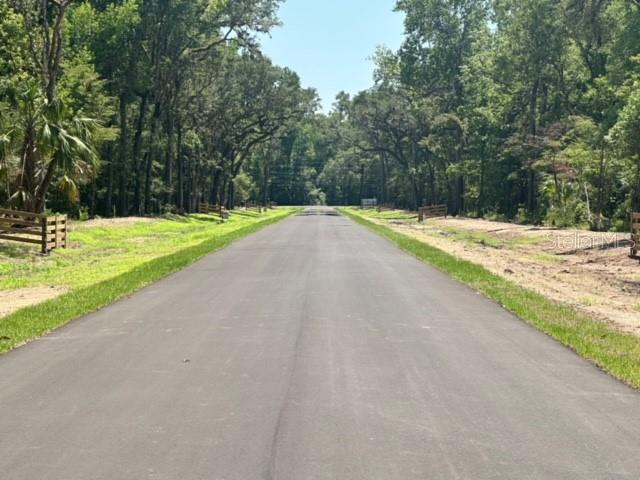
[0,286,68,318]
[0,217,156,316]
[374,214,640,335]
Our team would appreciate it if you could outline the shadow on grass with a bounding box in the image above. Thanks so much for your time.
[0,242,39,259]
[230,210,261,218]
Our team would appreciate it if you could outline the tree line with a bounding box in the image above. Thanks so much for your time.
[273,0,640,230]
[1,0,640,231]
[0,0,317,217]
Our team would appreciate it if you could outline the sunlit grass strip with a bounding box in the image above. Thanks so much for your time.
[0,210,296,353]
[341,208,640,390]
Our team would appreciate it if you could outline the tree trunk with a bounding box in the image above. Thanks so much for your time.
[219,176,229,209]
[117,95,129,216]
[457,176,465,215]
[527,169,536,217]
[132,93,148,215]
[144,102,161,215]
[227,181,235,210]
[19,121,38,212]
[211,168,222,206]
[359,163,366,202]
[595,141,607,229]
[191,143,201,212]
[478,144,486,214]
[90,176,97,218]
[412,176,420,210]
[176,120,184,212]
[164,111,174,207]
[106,153,114,217]
[262,160,270,206]
[527,79,540,215]
[380,154,388,204]
[426,157,436,206]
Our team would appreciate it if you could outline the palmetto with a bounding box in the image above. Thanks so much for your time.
[2,82,98,213]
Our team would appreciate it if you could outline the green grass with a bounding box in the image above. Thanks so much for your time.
[0,211,287,291]
[532,252,565,264]
[435,225,505,248]
[0,209,297,353]
[341,208,640,390]
[363,209,419,221]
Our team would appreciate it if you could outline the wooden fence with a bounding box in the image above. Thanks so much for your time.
[418,204,448,222]
[361,198,378,209]
[198,203,228,219]
[377,203,396,213]
[245,202,263,213]
[632,212,640,258]
[0,208,67,254]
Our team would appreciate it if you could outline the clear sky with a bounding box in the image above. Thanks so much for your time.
[260,0,405,112]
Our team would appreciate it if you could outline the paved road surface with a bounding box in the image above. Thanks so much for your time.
[1,207,639,479]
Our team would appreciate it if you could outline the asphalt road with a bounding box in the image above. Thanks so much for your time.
[1,207,639,480]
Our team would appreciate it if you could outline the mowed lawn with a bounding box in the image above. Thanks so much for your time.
[0,208,296,352]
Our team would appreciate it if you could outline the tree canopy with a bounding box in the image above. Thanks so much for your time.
[1,0,640,230]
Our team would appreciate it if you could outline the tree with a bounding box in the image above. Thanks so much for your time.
[3,0,108,213]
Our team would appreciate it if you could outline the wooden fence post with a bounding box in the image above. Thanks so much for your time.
[62,215,67,249]
[41,217,48,255]
[54,215,60,249]
[632,212,639,258]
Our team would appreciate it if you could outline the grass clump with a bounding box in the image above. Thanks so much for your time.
[435,225,504,248]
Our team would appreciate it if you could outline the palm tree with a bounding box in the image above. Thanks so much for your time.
[4,83,99,213]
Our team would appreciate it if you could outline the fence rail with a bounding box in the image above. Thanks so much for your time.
[0,208,67,254]
[632,212,640,258]
[245,202,263,213]
[418,204,448,222]
[198,203,228,219]
[361,198,378,209]
[377,203,396,212]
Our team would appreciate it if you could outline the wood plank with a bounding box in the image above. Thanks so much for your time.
[0,208,47,219]
[54,216,60,249]
[0,217,41,228]
[0,225,42,235]
[45,218,68,225]
[0,234,43,245]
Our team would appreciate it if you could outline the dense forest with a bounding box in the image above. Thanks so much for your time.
[1,0,640,230]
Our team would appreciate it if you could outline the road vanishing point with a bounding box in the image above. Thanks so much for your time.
[1,207,639,479]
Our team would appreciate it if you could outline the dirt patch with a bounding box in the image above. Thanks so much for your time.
[0,286,68,318]
[373,214,640,335]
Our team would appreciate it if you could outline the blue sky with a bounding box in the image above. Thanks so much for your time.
[260,0,405,111]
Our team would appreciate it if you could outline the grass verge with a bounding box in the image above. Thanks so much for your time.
[341,208,640,390]
[0,209,296,353]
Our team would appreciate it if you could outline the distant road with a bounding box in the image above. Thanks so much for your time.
[1,207,639,479]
